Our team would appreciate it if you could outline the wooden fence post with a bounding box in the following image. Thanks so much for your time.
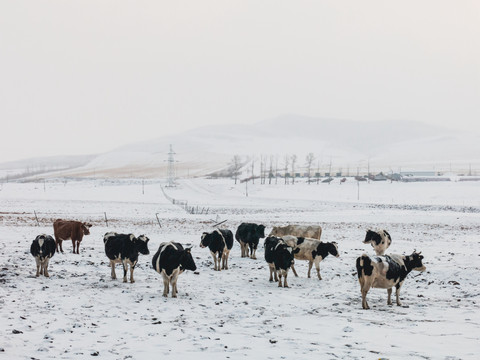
[34,210,40,226]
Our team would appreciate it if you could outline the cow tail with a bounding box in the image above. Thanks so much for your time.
[356,256,364,279]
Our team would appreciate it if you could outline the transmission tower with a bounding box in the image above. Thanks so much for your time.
[166,144,176,187]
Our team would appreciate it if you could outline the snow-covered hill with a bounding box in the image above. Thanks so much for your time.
[3,115,480,179]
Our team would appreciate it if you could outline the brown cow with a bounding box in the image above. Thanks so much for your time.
[53,219,92,254]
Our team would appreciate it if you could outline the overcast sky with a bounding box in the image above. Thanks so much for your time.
[1,1,478,162]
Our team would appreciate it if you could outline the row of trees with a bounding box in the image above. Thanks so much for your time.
[229,153,321,185]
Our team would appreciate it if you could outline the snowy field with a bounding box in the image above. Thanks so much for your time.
[1,178,479,359]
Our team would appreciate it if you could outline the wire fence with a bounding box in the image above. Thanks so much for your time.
[161,186,209,215]
[0,210,164,229]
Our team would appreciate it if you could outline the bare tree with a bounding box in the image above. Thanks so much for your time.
[230,155,242,184]
[275,154,279,185]
[291,154,297,184]
[305,152,315,184]
[268,155,274,185]
[251,156,255,184]
[283,154,290,185]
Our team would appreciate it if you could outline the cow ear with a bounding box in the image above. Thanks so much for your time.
[293,248,300,254]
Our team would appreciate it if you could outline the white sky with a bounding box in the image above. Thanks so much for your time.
[1,1,479,162]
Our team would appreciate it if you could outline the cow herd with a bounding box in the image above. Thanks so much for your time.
[29,219,426,309]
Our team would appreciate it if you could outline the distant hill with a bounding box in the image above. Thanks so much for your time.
[2,115,479,179]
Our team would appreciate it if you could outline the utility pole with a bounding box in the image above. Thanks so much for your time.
[167,144,176,187]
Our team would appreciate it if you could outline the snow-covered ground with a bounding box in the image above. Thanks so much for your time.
[0,178,479,359]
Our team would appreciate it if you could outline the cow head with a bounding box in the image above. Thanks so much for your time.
[264,235,279,248]
[135,235,150,255]
[364,229,382,245]
[329,241,340,257]
[407,251,426,272]
[180,247,197,272]
[277,243,295,269]
[199,232,210,248]
[256,224,266,238]
[82,223,92,235]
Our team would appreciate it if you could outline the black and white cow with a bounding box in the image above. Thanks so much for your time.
[363,229,392,255]
[281,235,339,279]
[200,229,234,271]
[356,251,426,309]
[30,234,56,277]
[103,232,150,283]
[235,222,266,259]
[152,242,197,298]
[264,236,295,287]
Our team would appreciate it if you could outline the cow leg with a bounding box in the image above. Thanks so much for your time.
[307,261,313,278]
[361,277,373,309]
[241,242,247,257]
[277,271,283,287]
[250,245,257,260]
[43,259,50,277]
[283,270,289,288]
[35,258,41,277]
[56,240,64,253]
[122,260,128,283]
[315,258,322,280]
[216,253,221,271]
[173,281,179,297]
[161,274,169,297]
[395,285,402,306]
[72,239,76,253]
[130,264,135,283]
[171,274,179,298]
[76,241,80,254]
[291,262,299,277]
[222,250,229,270]
[387,288,393,305]
[210,251,218,271]
[110,260,117,279]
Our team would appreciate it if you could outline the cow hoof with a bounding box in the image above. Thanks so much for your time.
[130,280,135,283]
[123,279,127,283]
[163,294,168,297]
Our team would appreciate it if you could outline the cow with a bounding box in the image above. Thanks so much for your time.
[53,219,92,254]
[364,229,392,255]
[264,236,295,287]
[270,224,322,240]
[103,232,150,283]
[281,235,339,279]
[30,234,56,277]
[235,223,266,259]
[152,242,197,298]
[356,251,426,309]
[200,229,234,271]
